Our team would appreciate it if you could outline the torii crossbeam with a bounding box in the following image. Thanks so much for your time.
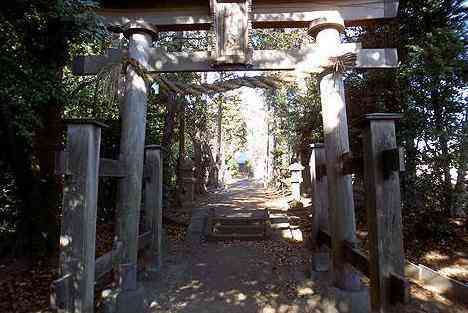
[74,0,399,75]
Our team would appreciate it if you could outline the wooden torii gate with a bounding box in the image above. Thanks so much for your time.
[61,1,404,313]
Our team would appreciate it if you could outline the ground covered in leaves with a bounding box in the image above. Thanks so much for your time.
[0,180,466,313]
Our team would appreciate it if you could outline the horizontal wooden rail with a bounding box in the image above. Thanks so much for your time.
[316,229,409,303]
[341,152,363,175]
[50,274,73,310]
[95,241,123,280]
[93,231,153,282]
[99,158,126,177]
[343,239,369,277]
[55,151,126,178]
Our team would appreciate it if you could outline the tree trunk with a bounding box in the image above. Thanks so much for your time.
[452,109,467,216]
[175,100,186,206]
[161,93,178,187]
[3,15,69,256]
[205,141,218,187]
[192,135,207,194]
[216,95,224,186]
[401,133,419,210]
[432,87,453,214]
[0,99,52,256]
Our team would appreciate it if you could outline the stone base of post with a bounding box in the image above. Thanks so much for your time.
[324,287,370,313]
[311,251,330,272]
[102,287,146,313]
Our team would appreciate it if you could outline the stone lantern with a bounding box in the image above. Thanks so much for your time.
[180,158,196,203]
[289,162,304,201]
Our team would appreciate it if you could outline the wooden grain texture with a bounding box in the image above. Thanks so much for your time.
[99,158,126,177]
[362,114,406,312]
[144,146,164,272]
[212,0,251,64]
[50,274,73,312]
[59,122,102,313]
[56,153,126,178]
[317,229,409,304]
[95,241,123,281]
[316,26,361,291]
[116,29,153,283]
[72,46,398,75]
[95,0,399,30]
[310,144,329,240]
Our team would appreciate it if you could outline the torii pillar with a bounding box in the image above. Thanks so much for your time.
[308,16,363,295]
[116,22,157,292]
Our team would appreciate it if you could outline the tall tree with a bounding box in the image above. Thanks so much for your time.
[0,0,106,255]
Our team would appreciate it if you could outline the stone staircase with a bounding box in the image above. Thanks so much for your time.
[205,208,270,241]
[204,206,307,242]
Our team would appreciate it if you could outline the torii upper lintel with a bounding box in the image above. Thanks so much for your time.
[98,0,399,31]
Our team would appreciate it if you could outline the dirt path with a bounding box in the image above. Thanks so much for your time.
[144,179,324,313]
[143,179,468,313]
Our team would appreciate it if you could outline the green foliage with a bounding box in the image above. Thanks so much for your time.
[0,0,108,255]
[397,0,467,214]
[220,95,248,151]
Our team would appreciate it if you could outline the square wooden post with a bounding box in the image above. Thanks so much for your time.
[361,113,407,312]
[58,120,106,313]
[310,143,330,235]
[144,145,164,274]
[310,143,331,272]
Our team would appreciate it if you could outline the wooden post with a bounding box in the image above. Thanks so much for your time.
[144,145,164,273]
[310,143,330,238]
[59,120,105,313]
[116,23,157,288]
[310,143,331,272]
[289,162,304,201]
[361,113,406,312]
[308,17,361,291]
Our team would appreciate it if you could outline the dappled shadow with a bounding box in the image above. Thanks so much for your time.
[142,179,468,313]
[143,179,334,313]
[144,238,334,313]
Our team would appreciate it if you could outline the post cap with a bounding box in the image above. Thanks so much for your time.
[64,119,108,129]
[122,22,158,41]
[360,113,403,126]
[311,143,325,149]
[145,144,163,151]
[307,16,345,38]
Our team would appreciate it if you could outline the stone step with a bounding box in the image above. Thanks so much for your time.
[212,218,267,226]
[214,224,266,235]
[206,233,266,241]
[269,216,289,224]
[270,222,291,230]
